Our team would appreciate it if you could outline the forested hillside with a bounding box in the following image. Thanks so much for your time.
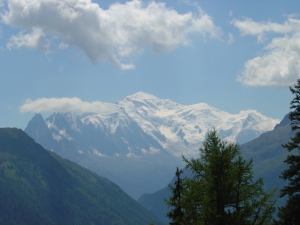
[0,128,163,225]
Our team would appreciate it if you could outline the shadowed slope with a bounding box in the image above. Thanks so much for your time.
[0,128,163,225]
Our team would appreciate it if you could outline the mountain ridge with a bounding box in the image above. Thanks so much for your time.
[24,92,279,198]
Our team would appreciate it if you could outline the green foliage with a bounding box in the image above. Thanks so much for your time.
[166,167,184,225]
[0,128,163,225]
[277,80,300,224]
[167,129,276,225]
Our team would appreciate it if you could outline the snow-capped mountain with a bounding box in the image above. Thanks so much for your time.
[24,92,279,198]
[118,92,279,157]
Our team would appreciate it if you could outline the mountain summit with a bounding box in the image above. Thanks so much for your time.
[25,92,279,198]
[118,92,279,157]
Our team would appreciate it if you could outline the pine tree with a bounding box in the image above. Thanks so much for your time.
[167,129,276,225]
[166,167,184,225]
[277,79,300,224]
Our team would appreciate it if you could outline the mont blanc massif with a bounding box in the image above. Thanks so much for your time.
[25,92,279,199]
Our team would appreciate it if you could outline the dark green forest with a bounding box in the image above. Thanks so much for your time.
[0,128,163,225]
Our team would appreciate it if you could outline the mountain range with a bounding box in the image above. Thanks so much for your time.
[25,92,279,199]
[0,128,163,225]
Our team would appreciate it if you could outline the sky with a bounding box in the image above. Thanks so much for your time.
[1,0,300,129]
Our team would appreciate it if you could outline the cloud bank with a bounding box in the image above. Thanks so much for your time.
[2,0,221,69]
[20,97,119,114]
[232,17,300,87]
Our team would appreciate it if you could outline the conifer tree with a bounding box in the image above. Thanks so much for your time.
[166,167,184,225]
[167,129,276,225]
[277,79,300,224]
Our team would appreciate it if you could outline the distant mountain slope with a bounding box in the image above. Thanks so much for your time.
[138,186,170,224]
[137,114,293,224]
[24,92,278,199]
[241,113,292,191]
[0,128,163,225]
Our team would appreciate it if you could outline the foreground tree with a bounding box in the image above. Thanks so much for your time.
[167,130,276,225]
[277,80,300,224]
[166,167,184,225]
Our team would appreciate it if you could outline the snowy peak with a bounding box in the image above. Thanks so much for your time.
[26,110,167,159]
[119,93,179,113]
[25,92,279,158]
[115,92,279,157]
[123,92,159,101]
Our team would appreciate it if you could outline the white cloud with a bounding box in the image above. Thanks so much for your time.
[2,0,221,69]
[237,32,300,87]
[231,17,300,42]
[19,97,120,114]
[232,16,300,87]
[7,27,50,52]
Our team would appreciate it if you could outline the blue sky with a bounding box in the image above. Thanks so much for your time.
[1,0,300,129]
